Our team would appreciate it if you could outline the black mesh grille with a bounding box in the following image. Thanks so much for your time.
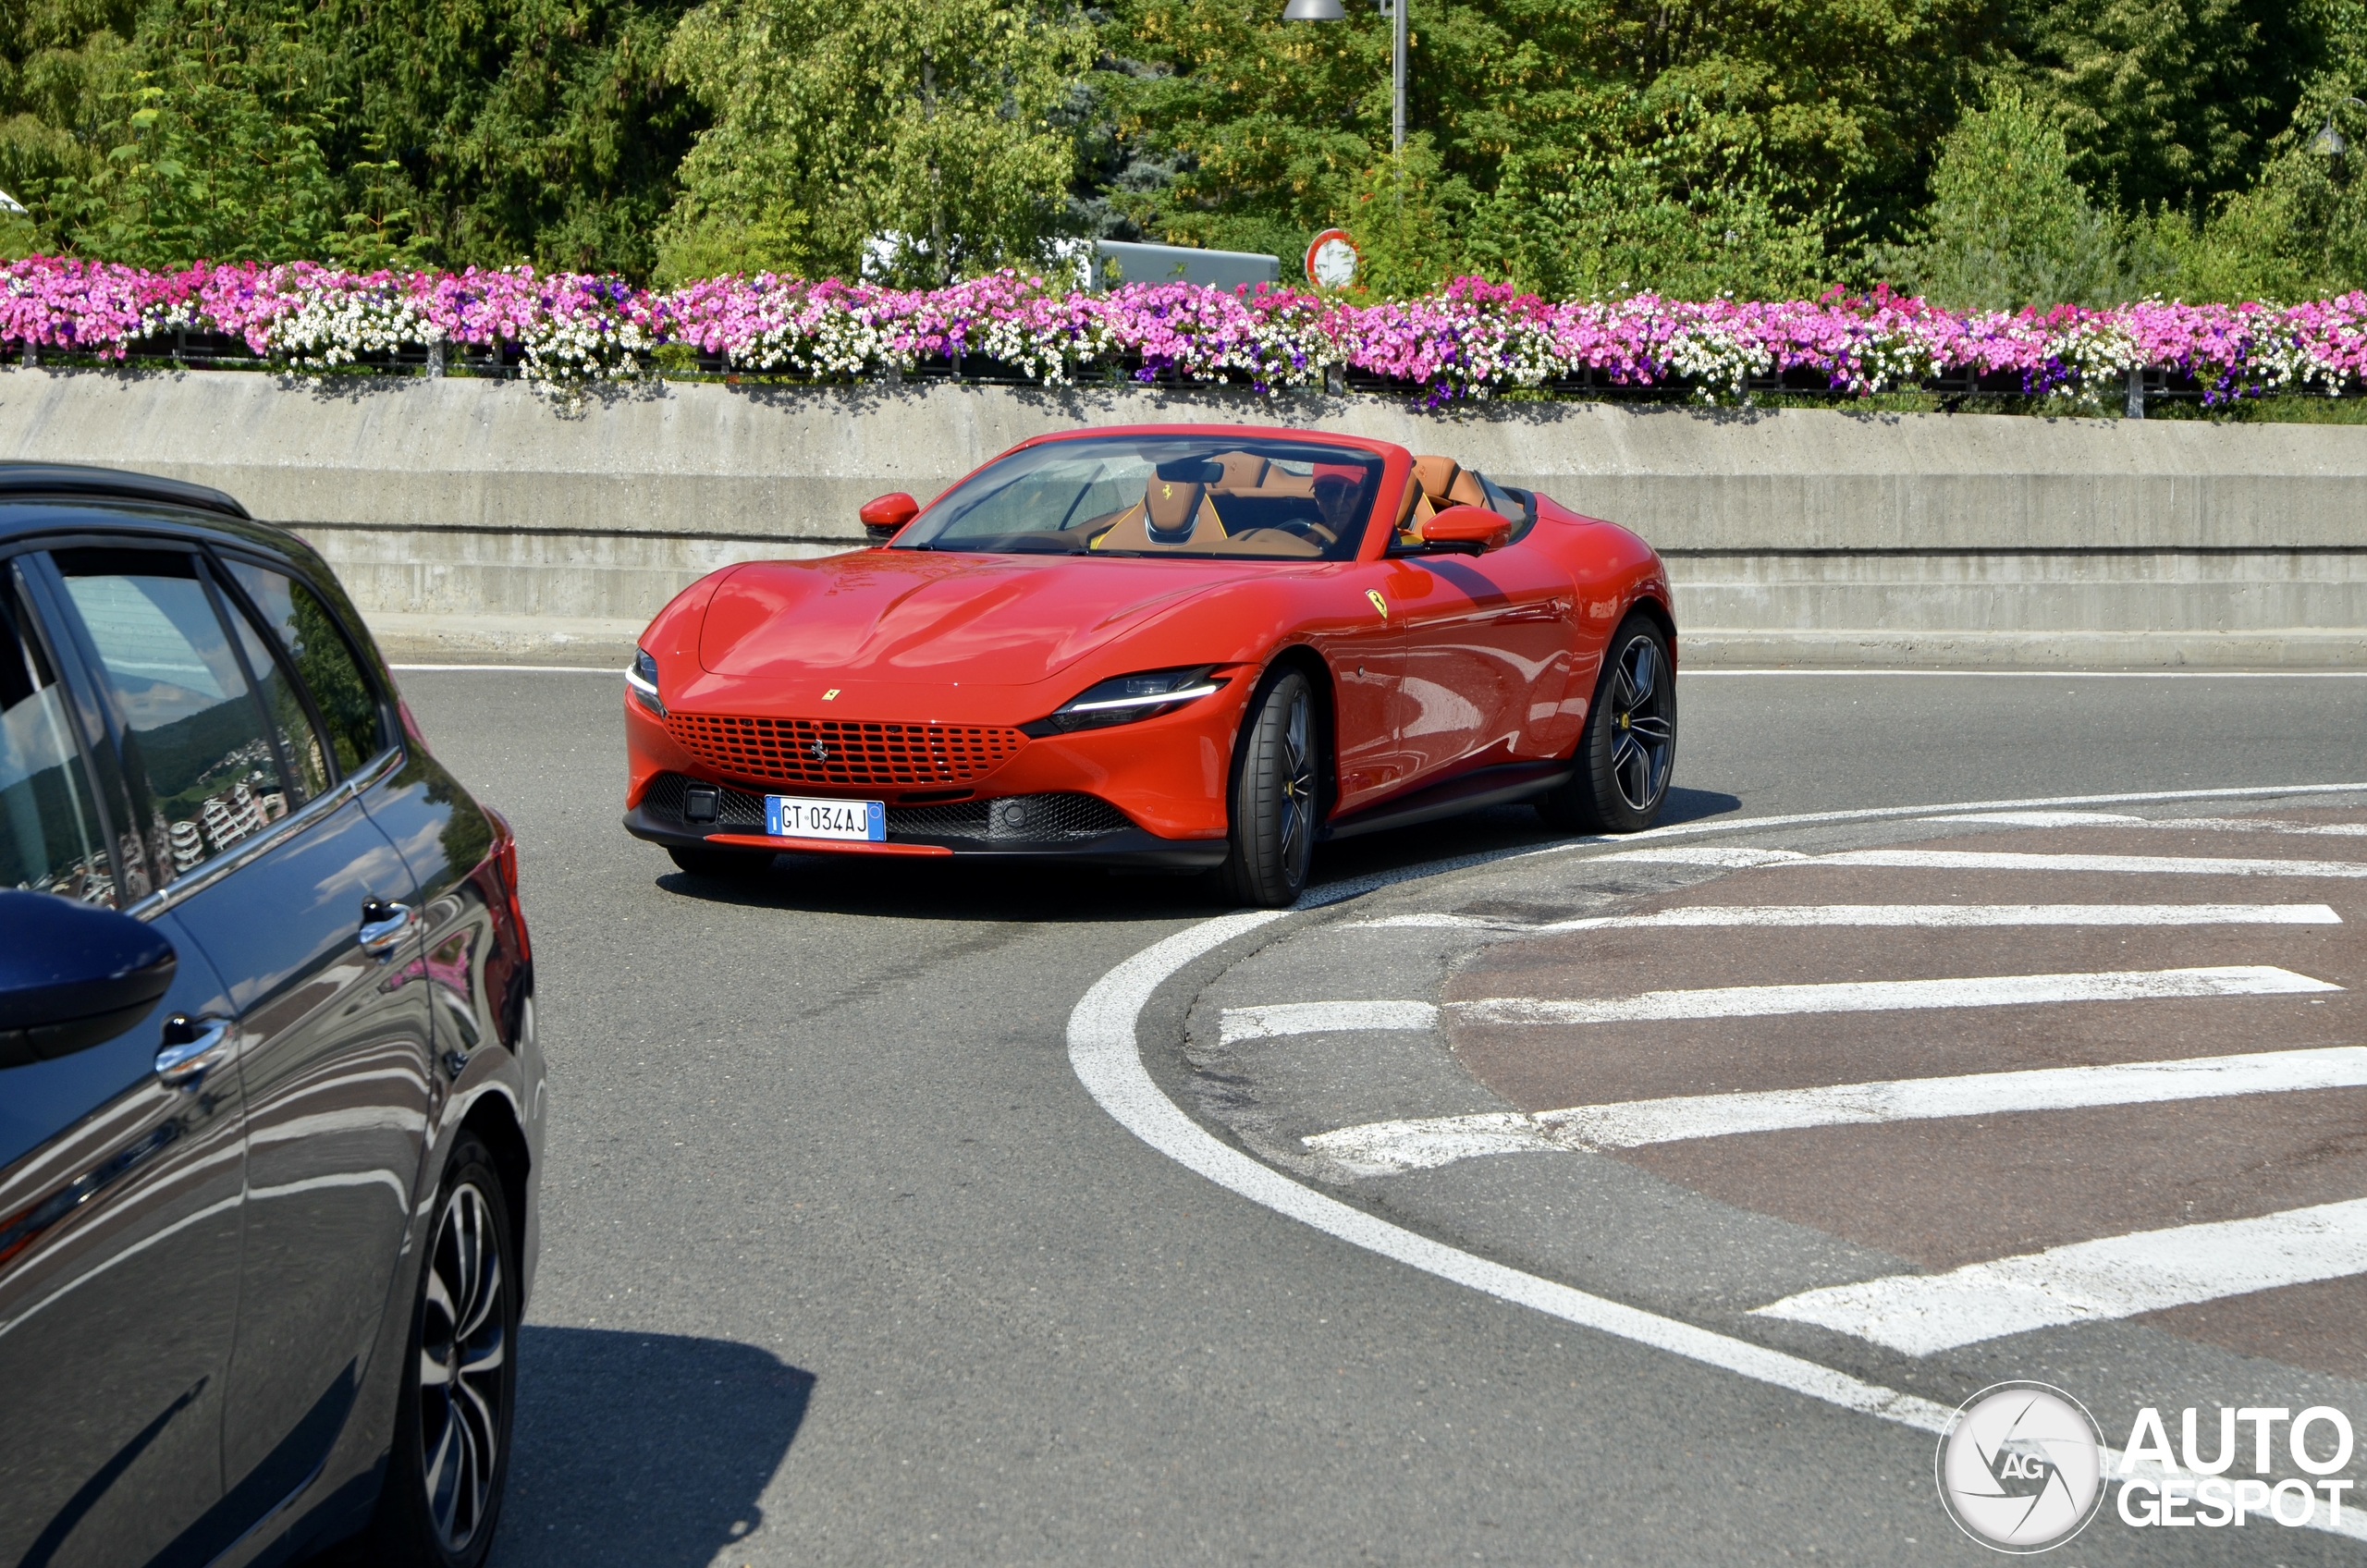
[640,773,764,828]
[642,775,1130,844]
[889,793,1132,842]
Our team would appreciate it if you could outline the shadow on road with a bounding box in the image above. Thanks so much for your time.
[649,788,1748,925]
[490,1327,813,1567]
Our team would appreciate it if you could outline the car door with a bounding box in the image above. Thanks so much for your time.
[1380,537,1578,782]
[40,544,436,1526]
[0,557,248,1568]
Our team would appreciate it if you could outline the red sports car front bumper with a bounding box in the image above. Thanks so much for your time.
[620,677,1248,866]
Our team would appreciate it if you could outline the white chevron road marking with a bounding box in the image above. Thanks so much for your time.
[1754,1198,2367,1355]
[1604,846,2367,878]
[1454,965,2340,1027]
[1303,1047,2367,1175]
[1349,902,2343,935]
[1220,966,2341,1043]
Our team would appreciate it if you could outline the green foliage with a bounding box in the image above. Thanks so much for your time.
[1092,0,1995,294]
[1869,85,2131,308]
[659,0,1095,284]
[318,0,703,276]
[0,0,2362,300]
[48,0,393,268]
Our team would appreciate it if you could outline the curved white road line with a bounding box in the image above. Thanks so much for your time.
[1065,778,2367,1539]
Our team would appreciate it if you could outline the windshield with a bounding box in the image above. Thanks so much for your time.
[891,435,1387,561]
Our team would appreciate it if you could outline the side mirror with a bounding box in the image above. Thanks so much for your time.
[859,492,920,545]
[0,890,178,1065]
[1418,505,1513,554]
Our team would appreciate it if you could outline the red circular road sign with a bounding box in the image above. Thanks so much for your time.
[1305,228,1358,289]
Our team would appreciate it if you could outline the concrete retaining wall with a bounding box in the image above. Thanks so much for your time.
[4,365,2361,666]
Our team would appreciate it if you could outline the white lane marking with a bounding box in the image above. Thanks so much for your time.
[1924,810,2147,827]
[1681,669,2367,680]
[1927,810,2367,838]
[1457,965,2340,1027]
[1304,1047,2367,1174]
[1071,782,2367,1543]
[1306,1112,1563,1172]
[1072,913,1961,1429]
[1219,999,1439,1044]
[1755,1197,2367,1355]
[1609,845,2367,878]
[1226,967,2340,1040]
[1352,903,2344,934]
[387,663,620,673]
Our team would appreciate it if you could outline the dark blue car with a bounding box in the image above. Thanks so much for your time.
[0,464,543,1568]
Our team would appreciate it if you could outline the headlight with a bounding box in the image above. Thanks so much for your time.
[1020,666,1225,737]
[626,647,666,716]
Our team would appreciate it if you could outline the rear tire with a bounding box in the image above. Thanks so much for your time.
[365,1133,517,1568]
[1538,615,1675,834]
[1217,668,1318,908]
[667,843,774,879]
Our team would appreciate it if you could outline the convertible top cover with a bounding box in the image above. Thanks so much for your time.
[891,434,1387,561]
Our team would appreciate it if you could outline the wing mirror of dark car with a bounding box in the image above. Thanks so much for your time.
[0,889,178,1066]
[1418,506,1514,554]
[860,493,920,544]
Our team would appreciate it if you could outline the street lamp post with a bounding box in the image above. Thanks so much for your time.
[2312,98,2367,158]
[1283,0,1404,155]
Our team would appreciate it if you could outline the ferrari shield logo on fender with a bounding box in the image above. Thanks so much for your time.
[1366,589,1389,621]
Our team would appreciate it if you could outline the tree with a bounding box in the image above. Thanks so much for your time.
[1091,0,1997,292]
[52,0,373,268]
[318,0,703,277]
[659,0,1094,284]
[1870,85,2131,309]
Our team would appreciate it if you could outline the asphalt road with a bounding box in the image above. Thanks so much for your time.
[386,668,2367,1566]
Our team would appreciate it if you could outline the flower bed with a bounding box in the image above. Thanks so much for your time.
[6,257,2365,410]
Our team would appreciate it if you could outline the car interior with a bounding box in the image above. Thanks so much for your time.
[1079,449,1519,558]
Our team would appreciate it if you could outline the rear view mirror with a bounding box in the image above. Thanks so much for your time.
[860,493,920,544]
[0,890,178,1065]
[1418,505,1513,554]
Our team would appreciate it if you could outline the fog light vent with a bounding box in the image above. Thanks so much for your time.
[683,784,720,824]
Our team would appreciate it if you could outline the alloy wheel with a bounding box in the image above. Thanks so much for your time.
[1607,633,1674,812]
[417,1179,507,1554]
[1278,684,1315,878]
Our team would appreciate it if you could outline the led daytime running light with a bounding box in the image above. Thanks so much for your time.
[1061,681,1221,715]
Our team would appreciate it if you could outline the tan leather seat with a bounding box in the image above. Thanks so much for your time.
[1089,478,1228,551]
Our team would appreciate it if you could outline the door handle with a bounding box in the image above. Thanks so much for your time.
[358,899,416,961]
[155,1015,234,1086]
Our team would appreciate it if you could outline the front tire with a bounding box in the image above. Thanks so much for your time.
[1539,615,1675,833]
[1218,667,1318,907]
[367,1133,517,1568]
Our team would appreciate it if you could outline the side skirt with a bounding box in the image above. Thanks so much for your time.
[1319,760,1573,842]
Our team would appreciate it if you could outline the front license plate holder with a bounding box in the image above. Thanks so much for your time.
[764,795,886,841]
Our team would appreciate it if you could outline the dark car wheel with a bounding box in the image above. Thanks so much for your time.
[1218,667,1318,908]
[1539,615,1675,834]
[668,843,775,878]
[367,1133,517,1568]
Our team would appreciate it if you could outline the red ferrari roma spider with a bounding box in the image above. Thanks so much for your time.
[622,424,1675,906]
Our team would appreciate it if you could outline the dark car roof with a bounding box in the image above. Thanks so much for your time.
[0,461,253,528]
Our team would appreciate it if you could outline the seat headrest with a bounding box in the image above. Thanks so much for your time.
[1411,455,1461,501]
[1146,479,1208,541]
[1211,452,1269,492]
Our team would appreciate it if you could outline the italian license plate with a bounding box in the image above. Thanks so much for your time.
[764,795,885,841]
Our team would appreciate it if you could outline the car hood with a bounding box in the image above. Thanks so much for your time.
[697,550,1284,684]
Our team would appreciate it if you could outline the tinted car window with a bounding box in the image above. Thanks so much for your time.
[55,550,294,887]
[0,569,117,906]
[220,582,332,802]
[224,560,383,776]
